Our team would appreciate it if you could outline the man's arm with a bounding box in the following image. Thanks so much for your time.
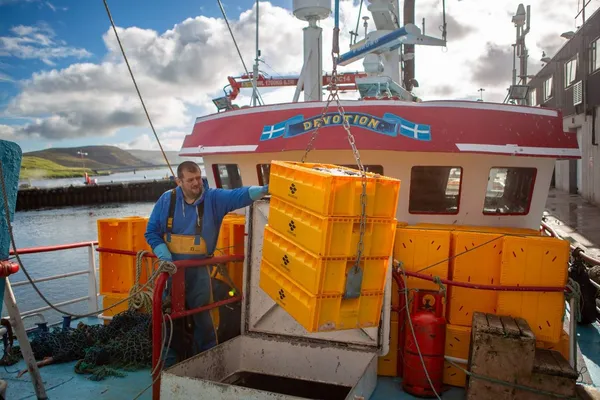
[213,185,268,214]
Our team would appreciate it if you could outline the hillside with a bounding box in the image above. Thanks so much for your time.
[19,156,91,180]
[128,150,202,166]
[25,146,153,170]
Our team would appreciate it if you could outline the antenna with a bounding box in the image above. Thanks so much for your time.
[251,0,260,107]
[506,4,531,105]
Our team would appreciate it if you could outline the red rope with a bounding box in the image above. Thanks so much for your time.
[393,270,568,293]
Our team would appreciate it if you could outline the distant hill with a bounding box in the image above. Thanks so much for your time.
[25,146,153,170]
[19,156,92,180]
[128,150,203,166]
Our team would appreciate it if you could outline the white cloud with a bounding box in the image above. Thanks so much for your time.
[0,71,13,82]
[118,130,188,151]
[0,24,90,65]
[1,0,595,145]
[0,124,19,140]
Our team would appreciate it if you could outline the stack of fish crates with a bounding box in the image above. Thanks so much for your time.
[259,161,401,332]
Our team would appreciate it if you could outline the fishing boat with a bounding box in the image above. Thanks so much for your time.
[1,0,600,399]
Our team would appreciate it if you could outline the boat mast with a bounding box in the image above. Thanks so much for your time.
[506,4,531,105]
[403,0,415,91]
[252,0,260,106]
[293,0,329,102]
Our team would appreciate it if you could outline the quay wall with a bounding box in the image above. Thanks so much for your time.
[16,180,177,211]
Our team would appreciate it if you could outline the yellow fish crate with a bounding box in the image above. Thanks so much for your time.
[268,196,397,258]
[268,160,400,218]
[260,258,384,332]
[97,216,151,295]
[393,227,451,293]
[262,225,389,296]
[443,325,472,388]
[213,213,246,290]
[497,235,570,343]
[447,230,504,327]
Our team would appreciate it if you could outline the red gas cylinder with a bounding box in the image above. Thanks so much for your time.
[402,290,446,397]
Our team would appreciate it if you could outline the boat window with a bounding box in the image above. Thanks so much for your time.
[213,164,243,189]
[409,166,462,214]
[257,164,271,185]
[483,167,536,215]
[340,165,384,175]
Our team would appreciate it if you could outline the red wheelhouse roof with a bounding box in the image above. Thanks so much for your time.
[180,100,580,159]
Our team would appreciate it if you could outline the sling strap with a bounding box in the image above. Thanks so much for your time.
[166,189,204,243]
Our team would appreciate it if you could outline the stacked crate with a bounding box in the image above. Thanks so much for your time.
[213,213,246,292]
[387,223,570,385]
[260,161,400,332]
[97,216,152,322]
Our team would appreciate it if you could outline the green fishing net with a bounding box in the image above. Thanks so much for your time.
[2,310,152,381]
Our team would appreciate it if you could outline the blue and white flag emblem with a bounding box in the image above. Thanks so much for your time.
[260,115,305,141]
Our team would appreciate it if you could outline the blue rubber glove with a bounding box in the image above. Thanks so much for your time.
[153,243,172,261]
[249,185,269,201]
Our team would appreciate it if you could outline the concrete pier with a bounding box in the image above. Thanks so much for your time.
[16,180,176,211]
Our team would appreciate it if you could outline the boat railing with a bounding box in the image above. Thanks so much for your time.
[541,221,600,315]
[4,241,99,331]
[3,222,600,332]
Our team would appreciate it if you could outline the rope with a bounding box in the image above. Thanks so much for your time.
[128,251,154,313]
[445,359,578,399]
[101,0,174,177]
[566,277,582,323]
[432,276,446,298]
[216,0,264,106]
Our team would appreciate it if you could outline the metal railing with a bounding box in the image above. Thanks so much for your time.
[3,221,600,335]
[540,221,600,317]
[4,241,99,328]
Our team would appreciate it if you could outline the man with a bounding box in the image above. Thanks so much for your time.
[145,161,268,357]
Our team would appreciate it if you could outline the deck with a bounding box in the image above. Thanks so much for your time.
[3,320,600,399]
[3,189,600,399]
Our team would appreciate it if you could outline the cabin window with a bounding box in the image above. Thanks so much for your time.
[341,165,385,175]
[257,164,271,185]
[564,56,578,88]
[543,76,553,101]
[483,167,536,215]
[213,164,243,189]
[409,166,462,214]
[591,38,600,72]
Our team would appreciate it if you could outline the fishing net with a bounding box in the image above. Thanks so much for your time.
[2,310,152,381]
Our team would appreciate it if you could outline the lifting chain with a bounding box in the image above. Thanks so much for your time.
[301,27,368,299]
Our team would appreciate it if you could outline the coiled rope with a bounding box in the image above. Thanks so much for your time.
[128,251,155,313]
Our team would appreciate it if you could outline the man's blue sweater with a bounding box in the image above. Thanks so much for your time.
[145,185,255,257]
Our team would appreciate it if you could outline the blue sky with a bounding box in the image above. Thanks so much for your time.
[0,0,586,154]
[0,0,295,153]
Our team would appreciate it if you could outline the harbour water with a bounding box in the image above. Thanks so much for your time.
[8,201,157,328]
[18,165,206,189]
[10,165,212,328]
